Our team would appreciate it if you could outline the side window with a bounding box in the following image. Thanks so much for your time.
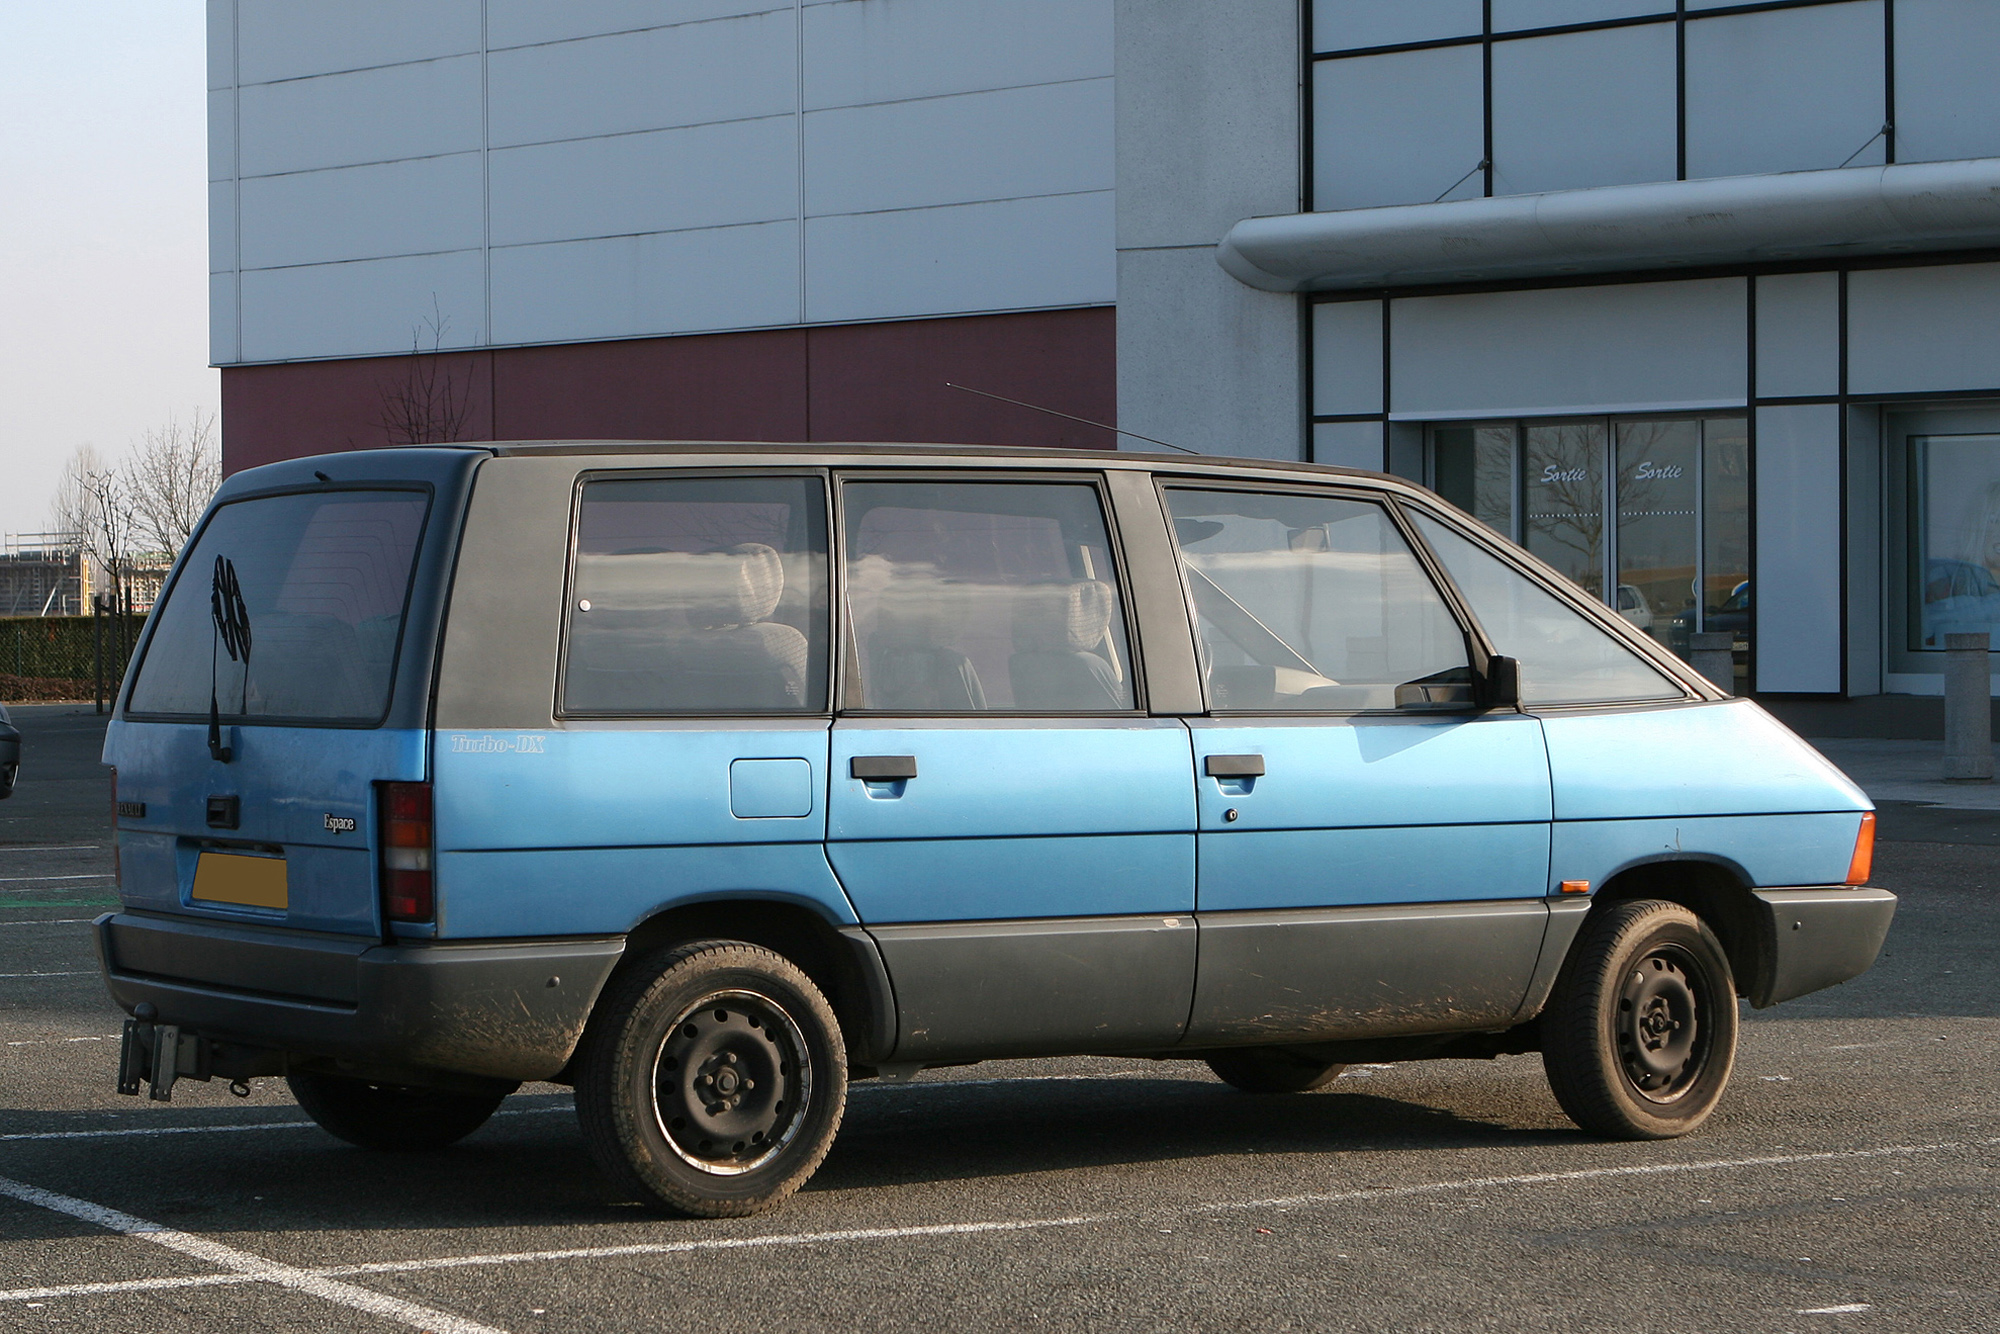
[1163,487,1470,712]
[1408,511,1680,706]
[563,476,829,714]
[840,479,1135,712]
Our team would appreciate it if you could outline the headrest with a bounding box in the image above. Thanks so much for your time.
[572,542,783,627]
[1014,580,1114,654]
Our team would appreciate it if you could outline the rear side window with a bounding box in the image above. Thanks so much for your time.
[1409,511,1681,706]
[563,476,830,714]
[127,490,429,723]
[1165,487,1470,711]
[841,479,1136,712]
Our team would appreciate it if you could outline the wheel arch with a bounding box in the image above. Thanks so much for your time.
[1588,858,1770,1002]
[573,897,895,1077]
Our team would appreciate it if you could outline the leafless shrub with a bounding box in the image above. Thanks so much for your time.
[379,298,474,445]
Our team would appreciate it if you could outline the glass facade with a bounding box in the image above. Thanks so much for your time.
[1890,425,2000,662]
[1430,416,1750,686]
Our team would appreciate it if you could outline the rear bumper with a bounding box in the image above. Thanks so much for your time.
[1750,887,1898,1008]
[94,911,624,1081]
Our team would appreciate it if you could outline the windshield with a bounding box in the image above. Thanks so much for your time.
[126,489,430,724]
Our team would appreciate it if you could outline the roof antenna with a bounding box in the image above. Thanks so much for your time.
[945,383,1201,454]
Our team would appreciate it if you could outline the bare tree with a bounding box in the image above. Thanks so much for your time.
[125,408,221,562]
[49,444,139,613]
[378,297,474,445]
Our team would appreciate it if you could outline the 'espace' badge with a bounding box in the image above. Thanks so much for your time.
[323,814,357,834]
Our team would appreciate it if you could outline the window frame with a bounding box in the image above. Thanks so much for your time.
[555,467,837,720]
[830,469,1149,718]
[121,480,436,730]
[1154,474,1506,717]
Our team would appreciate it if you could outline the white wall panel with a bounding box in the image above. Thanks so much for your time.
[490,222,801,343]
[1311,300,1383,416]
[1312,0,1481,52]
[208,88,235,182]
[208,0,234,90]
[209,181,237,275]
[1684,2,1886,179]
[1754,271,1840,399]
[804,0,1112,110]
[1892,0,2000,165]
[210,272,239,365]
[1390,278,1747,418]
[1491,23,1677,194]
[238,56,482,175]
[489,1,784,50]
[1847,262,2000,395]
[806,79,1112,217]
[239,154,484,270]
[240,250,486,362]
[1312,420,1385,471]
[488,12,795,147]
[490,117,796,247]
[1754,403,1844,693]
[236,0,480,84]
[806,192,1115,323]
[1313,45,1485,210]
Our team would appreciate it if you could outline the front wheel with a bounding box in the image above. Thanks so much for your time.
[574,940,846,1217]
[1542,899,1738,1140]
[287,1071,511,1151]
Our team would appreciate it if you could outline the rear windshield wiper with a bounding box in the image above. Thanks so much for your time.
[208,555,251,762]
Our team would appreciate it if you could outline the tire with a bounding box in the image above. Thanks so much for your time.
[574,940,846,1218]
[1205,1047,1348,1094]
[287,1071,511,1151]
[1542,898,1738,1140]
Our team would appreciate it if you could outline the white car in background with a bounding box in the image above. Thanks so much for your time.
[1616,584,1654,634]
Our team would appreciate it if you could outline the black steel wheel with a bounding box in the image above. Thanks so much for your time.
[575,940,845,1217]
[1542,898,1738,1139]
[287,1071,512,1151]
[1204,1047,1348,1094]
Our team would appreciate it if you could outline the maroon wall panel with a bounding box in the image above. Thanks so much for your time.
[221,307,1114,474]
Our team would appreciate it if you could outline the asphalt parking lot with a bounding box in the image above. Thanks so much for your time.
[2,704,1995,1333]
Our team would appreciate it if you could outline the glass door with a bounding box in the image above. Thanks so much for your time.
[1524,420,1607,599]
[1613,418,1700,649]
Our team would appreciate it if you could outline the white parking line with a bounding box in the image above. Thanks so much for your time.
[1,1137,1986,1309]
[0,919,96,926]
[0,1174,512,1334]
[0,875,115,884]
[0,845,101,853]
[0,971,93,979]
[0,1104,572,1143]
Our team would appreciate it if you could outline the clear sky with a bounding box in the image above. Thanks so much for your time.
[0,2,216,541]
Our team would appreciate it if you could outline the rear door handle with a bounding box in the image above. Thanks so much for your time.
[851,755,918,781]
[1204,754,1265,778]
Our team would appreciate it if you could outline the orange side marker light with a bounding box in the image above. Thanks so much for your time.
[1559,880,1591,895]
[1845,811,1876,885]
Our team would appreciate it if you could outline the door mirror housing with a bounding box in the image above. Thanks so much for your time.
[1479,655,1521,708]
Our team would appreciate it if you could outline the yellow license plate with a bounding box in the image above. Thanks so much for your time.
[191,852,288,910]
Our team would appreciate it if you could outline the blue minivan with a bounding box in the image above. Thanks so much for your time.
[97,444,1895,1216]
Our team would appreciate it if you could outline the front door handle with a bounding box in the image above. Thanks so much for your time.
[851,755,918,781]
[1204,754,1265,778]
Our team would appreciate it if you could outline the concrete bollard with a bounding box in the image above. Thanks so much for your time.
[1942,631,1994,782]
[1689,631,1735,695]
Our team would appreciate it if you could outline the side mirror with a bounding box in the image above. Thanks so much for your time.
[1480,655,1521,708]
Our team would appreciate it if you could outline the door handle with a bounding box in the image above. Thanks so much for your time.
[851,755,918,781]
[1204,755,1265,778]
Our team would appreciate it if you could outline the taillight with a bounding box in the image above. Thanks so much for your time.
[1845,811,1876,885]
[110,767,120,888]
[379,781,433,922]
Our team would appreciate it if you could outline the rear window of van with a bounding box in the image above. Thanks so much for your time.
[126,489,429,724]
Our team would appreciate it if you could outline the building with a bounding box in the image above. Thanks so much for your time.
[209,0,2000,700]
[0,536,88,617]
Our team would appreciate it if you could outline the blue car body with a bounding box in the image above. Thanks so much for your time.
[95,444,1893,1095]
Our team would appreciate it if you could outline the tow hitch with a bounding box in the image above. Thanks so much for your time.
[117,1002,282,1101]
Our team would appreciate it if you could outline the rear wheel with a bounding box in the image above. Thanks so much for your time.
[287,1071,511,1151]
[1542,899,1738,1139]
[1204,1047,1348,1093]
[574,940,846,1217]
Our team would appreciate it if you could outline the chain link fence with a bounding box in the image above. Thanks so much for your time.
[2,614,149,704]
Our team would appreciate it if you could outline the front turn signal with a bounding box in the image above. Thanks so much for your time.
[1845,811,1876,885]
